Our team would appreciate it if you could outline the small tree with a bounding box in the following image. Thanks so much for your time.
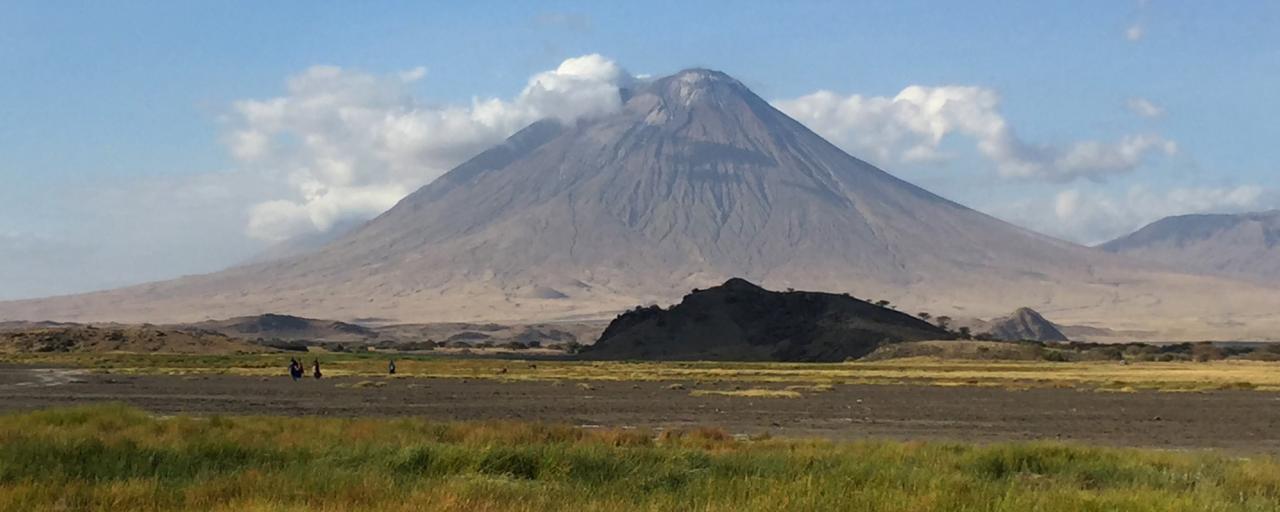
[918,312,931,321]
[935,316,952,330]
[957,327,972,340]
[875,300,891,308]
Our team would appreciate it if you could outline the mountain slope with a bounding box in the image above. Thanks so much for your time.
[584,278,952,361]
[3,69,1279,340]
[1101,211,1280,283]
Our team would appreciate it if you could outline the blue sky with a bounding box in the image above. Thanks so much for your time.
[2,1,1278,299]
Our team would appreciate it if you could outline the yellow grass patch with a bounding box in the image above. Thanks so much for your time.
[784,384,835,393]
[690,389,802,398]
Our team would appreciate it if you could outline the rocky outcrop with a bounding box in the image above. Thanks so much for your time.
[984,308,1069,342]
[583,278,951,361]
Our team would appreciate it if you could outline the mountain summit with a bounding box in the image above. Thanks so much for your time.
[3,69,1278,340]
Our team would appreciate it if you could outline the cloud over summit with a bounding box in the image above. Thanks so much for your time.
[226,54,634,242]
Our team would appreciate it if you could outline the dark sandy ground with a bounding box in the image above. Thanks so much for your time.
[3,366,1280,453]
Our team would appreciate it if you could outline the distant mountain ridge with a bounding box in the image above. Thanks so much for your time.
[1101,210,1280,283]
[3,69,1279,341]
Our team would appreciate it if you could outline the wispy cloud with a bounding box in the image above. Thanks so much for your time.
[774,86,1177,182]
[1125,23,1145,42]
[1126,97,1165,118]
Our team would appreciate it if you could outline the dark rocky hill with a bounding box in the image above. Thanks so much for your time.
[583,278,951,361]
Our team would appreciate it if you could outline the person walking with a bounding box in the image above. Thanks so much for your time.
[312,359,322,379]
[388,359,396,375]
[289,358,303,381]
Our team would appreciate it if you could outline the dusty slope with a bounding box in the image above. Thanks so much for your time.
[1101,211,1280,283]
[2,69,1279,340]
[583,278,952,361]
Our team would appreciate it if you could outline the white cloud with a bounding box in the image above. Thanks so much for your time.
[1126,97,1164,118]
[774,86,1177,182]
[518,54,634,123]
[1125,23,1145,41]
[990,185,1270,245]
[226,54,633,241]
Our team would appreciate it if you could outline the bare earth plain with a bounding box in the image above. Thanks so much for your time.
[4,365,1280,453]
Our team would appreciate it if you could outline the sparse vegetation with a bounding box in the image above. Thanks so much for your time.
[689,389,803,398]
[935,315,952,330]
[784,384,835,393]
[1,405,1279,511]
[549,340,585,354]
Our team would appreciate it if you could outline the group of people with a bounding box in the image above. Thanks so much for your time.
[288,358,322,380]
[287,358,397,380]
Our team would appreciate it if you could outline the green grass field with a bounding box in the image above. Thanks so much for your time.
[7,351,1280,391]
[0,405,1278,511]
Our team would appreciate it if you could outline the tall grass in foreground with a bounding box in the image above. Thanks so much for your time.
[1,405,1278,511]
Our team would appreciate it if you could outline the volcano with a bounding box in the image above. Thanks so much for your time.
[4,69,1278,340]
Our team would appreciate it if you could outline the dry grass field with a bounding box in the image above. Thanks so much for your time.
[7,351,1280,392]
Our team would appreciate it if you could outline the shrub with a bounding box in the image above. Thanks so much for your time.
[1192,342,1224,362]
